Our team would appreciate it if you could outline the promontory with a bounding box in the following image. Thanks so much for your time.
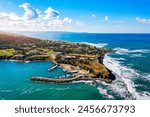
[0,32,115,83]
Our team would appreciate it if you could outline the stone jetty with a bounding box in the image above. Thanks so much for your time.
[30,73,83,83]
[30,73,112,84]
[48,64,58,72]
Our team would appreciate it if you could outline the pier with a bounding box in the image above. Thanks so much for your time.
[32,61,112,84]
[30,73,83,83]
[30,74,112,83]
[48,64,58,72]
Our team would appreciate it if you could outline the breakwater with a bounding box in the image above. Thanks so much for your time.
[48,64,58,72]
[30,75,112,84]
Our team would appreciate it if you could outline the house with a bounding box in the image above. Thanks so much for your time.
[62,55,76,60]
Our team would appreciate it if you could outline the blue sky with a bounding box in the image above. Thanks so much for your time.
[0,0,150,33]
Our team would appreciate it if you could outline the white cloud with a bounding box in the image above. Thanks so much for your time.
[136,17,150,24]
[91,14,96,18]
[48,19,63,27]
[63,17,73,23]
[0,12,22,21]
[19,2,38,20]
[105,16,109,21]
[47,18,72,27]
[0,2,73,31]
[43,7,59,20]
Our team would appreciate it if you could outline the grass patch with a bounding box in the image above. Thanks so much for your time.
[46,50,56,55]
[0,49,15,57]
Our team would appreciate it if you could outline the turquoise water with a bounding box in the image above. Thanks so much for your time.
[1,33,150,100]
[0,60,105,100]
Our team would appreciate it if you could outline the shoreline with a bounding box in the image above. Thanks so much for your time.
[98,54,116,81]
[29,53,115,84]
[0,52,116,84]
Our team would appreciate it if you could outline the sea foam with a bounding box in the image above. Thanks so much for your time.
[103,54,150,100]
[98,87,114,99]
[115,47,150,55]
[81,42,108,48]
[131,54,145,58]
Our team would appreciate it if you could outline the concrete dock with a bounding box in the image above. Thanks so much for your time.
[48,64,58,72]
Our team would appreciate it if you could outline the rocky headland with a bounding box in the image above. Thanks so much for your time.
[0,32,115,83]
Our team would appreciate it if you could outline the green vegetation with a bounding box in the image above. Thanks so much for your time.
[46,50,56,55]
[0,49,15,57]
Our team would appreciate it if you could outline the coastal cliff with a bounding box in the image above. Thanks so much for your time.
[0,32,115,82]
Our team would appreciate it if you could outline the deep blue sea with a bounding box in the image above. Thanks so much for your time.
[0,32,150,100]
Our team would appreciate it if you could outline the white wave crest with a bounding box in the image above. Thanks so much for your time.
[131,54,145,58]
[103,54,150,100]
[115,47,150,55]
[115,48,129,55]
[142,73,150,80]
[148,74,150,78]
[98,88,114,99]
[113,58,126,61]
[72,80,93,84]
[130,49,150,53]
[81,42,108,48]
[25,61,30,63]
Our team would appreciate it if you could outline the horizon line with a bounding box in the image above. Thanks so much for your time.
[1,30,150,35]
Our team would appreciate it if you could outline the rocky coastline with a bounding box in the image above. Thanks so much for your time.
[98,54,116,81]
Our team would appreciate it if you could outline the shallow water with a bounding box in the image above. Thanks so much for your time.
[0,60,105,100]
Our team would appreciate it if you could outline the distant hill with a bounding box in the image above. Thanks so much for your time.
[0,32,47,49]
[0,32,43,45]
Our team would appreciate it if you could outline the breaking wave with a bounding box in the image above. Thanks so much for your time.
[81,42,108,48]
[71,80,93,84]
[102,54,150,100]
[115,47,150,55]
[98,87,114,99]
[113,58,126,61]
[130,54,145,58]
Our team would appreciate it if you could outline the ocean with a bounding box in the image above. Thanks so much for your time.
[0,32,150,100]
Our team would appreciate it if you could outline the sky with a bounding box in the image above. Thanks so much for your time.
[0,0,150,33]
